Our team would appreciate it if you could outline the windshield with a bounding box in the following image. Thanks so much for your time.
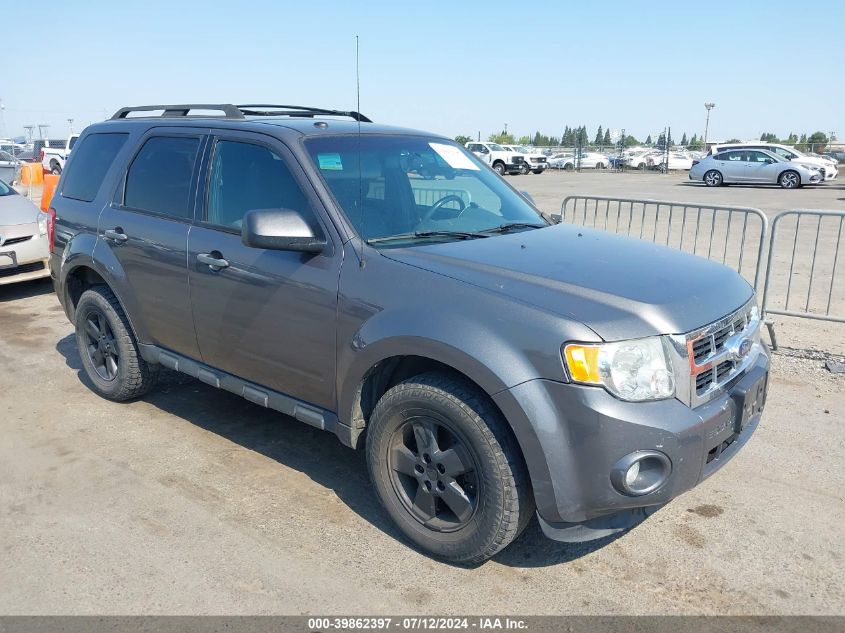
[514,146,530,153]
[305,135,546,246]
[488,143,504,151]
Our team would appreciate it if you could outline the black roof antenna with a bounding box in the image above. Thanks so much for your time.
[356,35,366,269]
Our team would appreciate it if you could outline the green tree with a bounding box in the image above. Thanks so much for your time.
[807,131,829,152]
[680,132,688,146]
[688,134,703,151]
[488,132,515,144]
[517,135,531,145]
[785,132,798,144]
[645,134,652,145]
[454,135,473,145]
[624,134,639,146]
[562,126,573,146]
[594,125,604,146]
[603,129,611,145]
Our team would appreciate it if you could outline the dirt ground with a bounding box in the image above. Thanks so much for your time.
[1,172,843,615]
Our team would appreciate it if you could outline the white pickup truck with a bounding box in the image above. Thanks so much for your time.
[465,141,525,176]
[41,134,80,175]
[504,145,548,174]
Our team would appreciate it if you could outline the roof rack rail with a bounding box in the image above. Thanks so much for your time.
[111,104,245,120]
[237,104,372,123]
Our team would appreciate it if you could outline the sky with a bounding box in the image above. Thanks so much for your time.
[1,1,842,144]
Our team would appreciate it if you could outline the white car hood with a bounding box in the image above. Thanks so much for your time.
[0,193,41,226]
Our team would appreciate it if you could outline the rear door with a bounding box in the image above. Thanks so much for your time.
[717,151,747,182]
[96,129,205,359]
[187,130,340,410]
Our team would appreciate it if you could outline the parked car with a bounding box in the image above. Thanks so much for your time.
[547,152,574,169]
[51,103,769,564]
[555,151,610,170]
[0,178,51,285]
[0,151,21,184]
[648,152,694,172]
[40,134,80,175]
[709,142,838,181]
[690,149,822,188]
[465,141,524,175]
[503,145,548,174]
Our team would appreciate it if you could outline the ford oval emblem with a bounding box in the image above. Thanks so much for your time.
[737,338,752,359]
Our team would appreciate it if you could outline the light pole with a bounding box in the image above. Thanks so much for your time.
[703,102,715,152]
[67,118,74,134]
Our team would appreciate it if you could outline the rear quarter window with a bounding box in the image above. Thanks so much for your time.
[61,133,129,202]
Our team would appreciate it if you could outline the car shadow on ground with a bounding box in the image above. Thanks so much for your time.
[55,332,625,569]
[0,277,53,303]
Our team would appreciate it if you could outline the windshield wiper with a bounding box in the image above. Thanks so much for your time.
[479,222,547,234]
[367,230,490,245]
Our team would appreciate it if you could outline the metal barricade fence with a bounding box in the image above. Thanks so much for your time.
[555,196,769,291]
[761,210,845,343]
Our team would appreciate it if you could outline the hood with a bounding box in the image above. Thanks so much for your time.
[791,156,832,169]
[0,192,41,227]
[381,224,753,341]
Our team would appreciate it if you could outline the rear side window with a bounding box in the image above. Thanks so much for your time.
[61,133,129,202]
[124,136,200,219]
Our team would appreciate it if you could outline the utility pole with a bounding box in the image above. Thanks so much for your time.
[703,102,715,153]
[23,126,34,144]
[67,118,74,134]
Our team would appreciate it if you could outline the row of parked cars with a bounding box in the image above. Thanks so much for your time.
[0,134,80,180]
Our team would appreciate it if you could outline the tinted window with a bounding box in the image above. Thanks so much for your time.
[61,133,129,202]
[206,140,310,230]
[125,136,200,218]
[748,151,772,163]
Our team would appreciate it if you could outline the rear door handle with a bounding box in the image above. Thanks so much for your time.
[103,228,128,243]
[197,252,229,271]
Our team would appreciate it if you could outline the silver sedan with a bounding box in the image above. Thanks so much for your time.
[689,149,822,188]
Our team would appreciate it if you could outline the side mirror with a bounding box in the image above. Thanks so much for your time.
[241,208,326,253]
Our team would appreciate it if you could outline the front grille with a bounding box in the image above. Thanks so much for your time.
[1,235,32,246]
[0,260,45,278]
[512,156,524,164]
[692,311,750,365]
[684,300,759,406]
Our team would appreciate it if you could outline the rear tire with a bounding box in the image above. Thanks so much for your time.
[366,372,534,565]
[704,170,723,187]
[75,286,158,401]
[779,170,800,189]
[50,162,61,175]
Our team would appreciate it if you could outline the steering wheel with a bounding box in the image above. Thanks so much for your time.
[420,195,467,223]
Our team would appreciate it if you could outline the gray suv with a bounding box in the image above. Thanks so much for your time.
[49,103,769,564]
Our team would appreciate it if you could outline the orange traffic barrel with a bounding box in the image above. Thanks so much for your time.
[21,163,44,186]
[41,174,60,211]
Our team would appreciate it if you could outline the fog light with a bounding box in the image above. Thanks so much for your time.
[624,461,640,487]
[611,451,672,496]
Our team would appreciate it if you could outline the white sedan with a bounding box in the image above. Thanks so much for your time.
[0,179,51,285]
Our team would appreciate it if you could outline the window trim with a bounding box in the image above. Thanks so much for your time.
[113,131,206,224]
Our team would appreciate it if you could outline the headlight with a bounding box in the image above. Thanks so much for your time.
[563,336,675,402]
[37,212,48,236]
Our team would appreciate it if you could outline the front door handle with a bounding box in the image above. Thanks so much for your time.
[197,252,229,271]
[103,228,128,243]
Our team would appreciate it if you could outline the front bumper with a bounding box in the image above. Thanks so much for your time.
[493,347,769,538]
[527,161,548,171]
[823,165,838,181]
[0,230,50,286]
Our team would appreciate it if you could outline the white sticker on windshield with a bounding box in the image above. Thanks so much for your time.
[429,143,479,171]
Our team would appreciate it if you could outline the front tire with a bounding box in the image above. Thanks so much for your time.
[75,286,158,401]
[366,373,533,564]
[704,170,723,187]
[779,170,800,189]
[492,162,505,176]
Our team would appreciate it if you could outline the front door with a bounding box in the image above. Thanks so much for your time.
[187,132,340,410]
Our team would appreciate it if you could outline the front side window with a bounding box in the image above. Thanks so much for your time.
[61,133,129,202]
[125,136,200,219]
[206,140,310,230]
[772,147,796,160]
[305,135,546,246]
